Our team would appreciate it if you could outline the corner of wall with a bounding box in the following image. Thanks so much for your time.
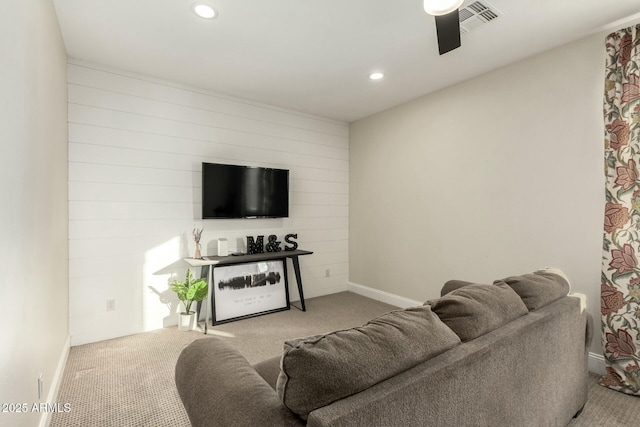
[39,335,70,427]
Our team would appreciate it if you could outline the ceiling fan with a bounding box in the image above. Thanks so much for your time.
[424,0,464,55]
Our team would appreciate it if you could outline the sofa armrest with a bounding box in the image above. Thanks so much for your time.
[568,293,593,347]
[585,310,594,347]
[175,338,303,427]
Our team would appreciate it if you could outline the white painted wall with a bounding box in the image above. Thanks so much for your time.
[350,31,610,355]
[0,0,69,426]
[67,62,349,345]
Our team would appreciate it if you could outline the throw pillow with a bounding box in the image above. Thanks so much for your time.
[427,282,528,342]
[275,305,461,417]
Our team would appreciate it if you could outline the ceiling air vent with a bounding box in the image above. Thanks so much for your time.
[459,1,502,34]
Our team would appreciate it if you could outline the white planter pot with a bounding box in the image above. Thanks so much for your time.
[178,312,196,331]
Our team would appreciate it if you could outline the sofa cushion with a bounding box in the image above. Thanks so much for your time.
[275,305,461,417]
[253,355,282,390]
[441,280,475,296]
[427,282,528,342]
[494,269,570,311]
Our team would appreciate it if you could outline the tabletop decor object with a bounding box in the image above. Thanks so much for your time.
[193,228,203,259]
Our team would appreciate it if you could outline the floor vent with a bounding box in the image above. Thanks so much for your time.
[459,1,502,34]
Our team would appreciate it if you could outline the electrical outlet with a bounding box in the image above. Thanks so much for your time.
[106,299,116,312]
[325,269,330,277]
[38,374,43,400]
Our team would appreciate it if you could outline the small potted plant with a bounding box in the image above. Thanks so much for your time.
[170,268,208,331]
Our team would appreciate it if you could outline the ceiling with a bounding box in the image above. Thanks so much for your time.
[53,0,640,123]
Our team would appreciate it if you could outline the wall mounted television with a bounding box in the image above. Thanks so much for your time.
[202,162,289,219]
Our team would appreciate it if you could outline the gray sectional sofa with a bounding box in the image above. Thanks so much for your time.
[175,269,592,426]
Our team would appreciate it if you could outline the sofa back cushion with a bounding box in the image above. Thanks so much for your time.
[427,282,528,342]
[275,305,461,417]
[441,279,475,296]
[494,269,570,311]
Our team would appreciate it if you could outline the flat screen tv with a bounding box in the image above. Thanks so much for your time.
[202,162,289,219]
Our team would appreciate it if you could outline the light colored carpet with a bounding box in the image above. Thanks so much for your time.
[567,374,640,427]
[51,292,639,426]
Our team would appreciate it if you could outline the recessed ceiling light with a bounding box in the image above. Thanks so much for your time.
[369,72,384,81]
[192,3,217,19]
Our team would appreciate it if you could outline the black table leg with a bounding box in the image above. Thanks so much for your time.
[196,265,210,333]
[290,256,306,311]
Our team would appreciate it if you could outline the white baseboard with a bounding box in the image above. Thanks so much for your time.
[588,351,605,375]
[39,334,70,427]
[347,282,422,308]
[298,283,349,301]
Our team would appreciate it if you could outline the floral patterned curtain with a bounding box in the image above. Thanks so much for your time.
[601,24,640,395]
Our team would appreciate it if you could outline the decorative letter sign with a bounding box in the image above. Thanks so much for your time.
[246,236,265,254]
[284,234,298,251]
[266,235,282,252]
[246,234,297,253]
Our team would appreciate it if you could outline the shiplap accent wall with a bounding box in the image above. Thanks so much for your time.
[68,61,349,346]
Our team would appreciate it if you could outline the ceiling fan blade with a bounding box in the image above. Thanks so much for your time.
[434,9,461,55]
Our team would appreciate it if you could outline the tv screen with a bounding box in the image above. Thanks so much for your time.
[202,163,289,219]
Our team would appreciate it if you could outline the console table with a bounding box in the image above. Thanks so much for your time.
[184,249,313,333]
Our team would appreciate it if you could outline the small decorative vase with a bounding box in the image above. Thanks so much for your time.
[194,243,202,259]
[178,312,196,331]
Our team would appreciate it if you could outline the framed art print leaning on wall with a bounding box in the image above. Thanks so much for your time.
[212,259,290,324]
